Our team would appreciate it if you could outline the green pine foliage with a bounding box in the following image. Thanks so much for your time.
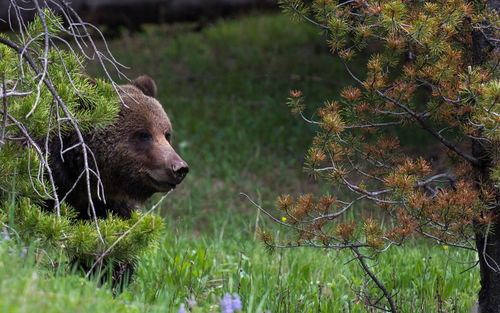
[0,11,163,271]
[0,197,164,265]
[0,143,51,205]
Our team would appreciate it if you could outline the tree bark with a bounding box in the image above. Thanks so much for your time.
[472,0,500,310]
[474,137,500,311]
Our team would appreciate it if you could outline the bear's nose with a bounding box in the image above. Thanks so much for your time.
[172,160,189,183]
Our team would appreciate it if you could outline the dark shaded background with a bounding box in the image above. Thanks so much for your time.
[1,0,278,31]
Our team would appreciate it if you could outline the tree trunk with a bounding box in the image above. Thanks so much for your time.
[472,0,500,310]
[476,232,500,312]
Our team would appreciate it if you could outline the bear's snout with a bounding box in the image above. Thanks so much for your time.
[146,148,188,189]
[171,159,189,184]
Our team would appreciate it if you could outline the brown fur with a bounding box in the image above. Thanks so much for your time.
[49,76,188,219]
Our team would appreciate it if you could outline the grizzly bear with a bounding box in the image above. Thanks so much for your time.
[48,75,188,219]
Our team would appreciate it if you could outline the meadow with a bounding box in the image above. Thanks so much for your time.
[0,13,479,312]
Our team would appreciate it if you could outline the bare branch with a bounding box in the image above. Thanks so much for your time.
[352,247,398,313]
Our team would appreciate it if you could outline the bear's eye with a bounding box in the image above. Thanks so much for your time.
[136,130,153,142]
[165,132,171,142]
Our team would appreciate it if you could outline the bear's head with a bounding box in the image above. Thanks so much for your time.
[49,75,188,218]
[113,76,189,197]
[83,75,190,211]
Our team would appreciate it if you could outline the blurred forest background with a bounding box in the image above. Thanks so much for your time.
[0,1,480,312]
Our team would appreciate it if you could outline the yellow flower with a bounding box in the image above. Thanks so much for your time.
[281,217,287,222]
[443,245,449,250]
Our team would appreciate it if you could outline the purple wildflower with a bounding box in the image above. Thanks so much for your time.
[178,303,186,313]
[1,229,10,241]
[232,294,242,311]
[20,247,27,259]
[220,293,233,313]
[220,293,243,313]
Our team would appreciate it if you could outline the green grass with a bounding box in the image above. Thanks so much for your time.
[1,13,480,312]
[127,226,479,312]
[0,227,479,312]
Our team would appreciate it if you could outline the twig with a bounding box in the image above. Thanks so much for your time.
[352,247,398,313]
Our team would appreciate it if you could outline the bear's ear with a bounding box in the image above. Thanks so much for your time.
[131,75,157,98]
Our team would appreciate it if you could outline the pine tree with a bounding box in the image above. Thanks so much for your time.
[255,0,500,311]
